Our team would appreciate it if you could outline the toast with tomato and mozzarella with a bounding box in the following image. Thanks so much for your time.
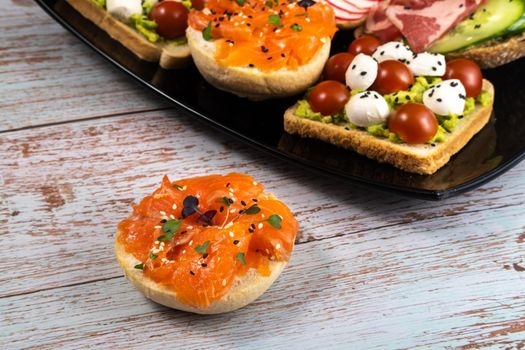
[360,0,525,68]
[68,0,192,68]
[283,42,495,175]
[185,0,337,100]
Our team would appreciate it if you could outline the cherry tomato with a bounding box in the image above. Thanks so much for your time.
[371,60,414,95]
[149,2,189,39]
[191,0,206,10]
[348,35,382,56]
[308,81,350,116]
[323,53,356,83]
[443,59,483,98]
[388,103,438,144]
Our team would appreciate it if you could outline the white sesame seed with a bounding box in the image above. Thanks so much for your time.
[275,29,281,33]
[253,181,258,185]
[182,185,187,190]
[229,231,234,237]
[217,257,221,262]
[154,225,161,229]
[160,242,165,246]
[230,208,236,213]
[259,32,263,38]
[161,258,167,263]
[189,240,193,246]
[172,203,177,210]
[169,215,175,219]
[305,17,311,22]
[154,240,160,245]
[182,249,186,254]
[261,214,266,218]
[187,225,193,229]
[229,188,235,193]
[276,243,281,249]
[196,194,201,198]
[222,279,227,286]
[229,42,234,47]
[258,223,263,229]
[225,222,233,229]
[160,211,166,216]
[234,22,239,26]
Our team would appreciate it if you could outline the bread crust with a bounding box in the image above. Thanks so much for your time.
[283,80,494,175]
[186,26,331,100]
[115,192,291,314]
[446,32,525,69]
[67,0,191,69]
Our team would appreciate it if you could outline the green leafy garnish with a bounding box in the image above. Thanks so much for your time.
[218,196,233,207]
[142,0,156,15]
[195,240,211,254]
[244,204,261,215]
[173,184,184,190]
[203,21,213,41]
[181,0,193,10]
[290,23,302,32]
[266,214,282,229]
[130,14,160,43]
[236,252,246,265]
[268,14,283,27]
[158,219,181,241]
[236,0,246,5]
[149,252,158,260]
[134,263,144,270]
[92,0,106,9]
[265,0,274,7]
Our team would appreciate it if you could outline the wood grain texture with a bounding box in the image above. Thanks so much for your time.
[2,1,525,349]
[0,0,170,132]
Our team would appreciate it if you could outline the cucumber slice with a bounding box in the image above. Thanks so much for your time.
[428,0,525,53]
[506,11,525,34]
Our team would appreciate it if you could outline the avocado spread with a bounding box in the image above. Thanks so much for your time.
[295,79,491,145]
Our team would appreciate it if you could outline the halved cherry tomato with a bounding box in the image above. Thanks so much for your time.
[308,81,350,116]
[149,1,189,39]
[388,103,438,144]
[348,35,382,56]
[323,53,355,83]
[443,59,483,98]
[371,60,414,95]
[191,0,206,10]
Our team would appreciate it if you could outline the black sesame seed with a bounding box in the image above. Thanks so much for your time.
[201,263,207,267]
[432,66,437,71]
[344,127,350,130]
[267,57,273,60]
[180,230,187,235]
[459,94,466,100]
[220,206,224,213]
[394,97,399,103]
[250,223,256,229]
[203,253,209,259]
[233,240,240,245]
[429,89,435,97]
[219,16,224,21]
[406,95,411,100]
[474,24,481,29]
[261,46,269,53]
[437,98,442,102]
[215,23,220,28]
[246,23,251,26]
[437,61,442,66]
[281,53,285,58]
[360,94,368,99]
[360,71,367,76]
[190,271,195,275]
[226,182,230,187]
[458,115,464,119]
[239,209,245,214]
[395,43,400,48]
[248,228,254,233]
[160,219,167,223]
[351,64,356,70]
[241,200,247,206]
[380,51,385,55]
[431,143,436,147]
[248,63,254,68]
[459,3,463,7]
[252,198,258,202]
[451,81,458,87]
[374,94,379,99]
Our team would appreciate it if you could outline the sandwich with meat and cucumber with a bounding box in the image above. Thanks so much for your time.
[68,0,193,68]
[284,39,494,174]
[360,0,525,68]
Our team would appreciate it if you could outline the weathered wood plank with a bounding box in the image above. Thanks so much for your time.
[2,219,524,349]
[0,0,170,131]
[2,111,525,300]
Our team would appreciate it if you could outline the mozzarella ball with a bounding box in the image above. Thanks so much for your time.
[345,54,378,91]
[409,52,446,76]
[345,91,391,127]
[107,0,143,22]
[423,79,466,116]
[372,42,413,63]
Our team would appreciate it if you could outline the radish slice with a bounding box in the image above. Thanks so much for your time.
[327,0,381,22]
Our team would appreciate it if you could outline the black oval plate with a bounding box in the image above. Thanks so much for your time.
[37,0,525,200]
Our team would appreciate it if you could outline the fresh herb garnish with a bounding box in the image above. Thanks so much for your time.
[218,196,233,207]
[203,21,212,41]
[173,184,184,190]
[265,0,273,7]
[149,252,158,260]
[268,14,283,27]
[195,240,211,254]
[244,204,261,215]
[158,219,182,241]
[290,23,302,31]
[236,0,246,5]
[236,252,246,265]
[266,214,282,229]
[182,195,216,225]
[134,263,144,270]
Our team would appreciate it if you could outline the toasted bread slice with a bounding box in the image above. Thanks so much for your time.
[446,32,525,69]
[67,0,191,69]
[283,80,494,175]
[115,236,286,314]
[186,26,331,100]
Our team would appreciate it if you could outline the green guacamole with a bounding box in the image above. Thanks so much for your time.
[295,79,492,145]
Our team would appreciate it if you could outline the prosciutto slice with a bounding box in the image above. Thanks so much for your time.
[365,0,484,52]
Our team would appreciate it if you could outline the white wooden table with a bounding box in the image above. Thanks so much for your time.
[2,2,525,349]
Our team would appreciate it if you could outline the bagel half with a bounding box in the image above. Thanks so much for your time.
[115,191,294,314]
[186,26,331,100]
[67,0,191,69]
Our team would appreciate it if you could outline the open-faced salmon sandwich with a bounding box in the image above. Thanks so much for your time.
[115,173,299,314]
[68,0,193,68]
[186,0,338,99]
